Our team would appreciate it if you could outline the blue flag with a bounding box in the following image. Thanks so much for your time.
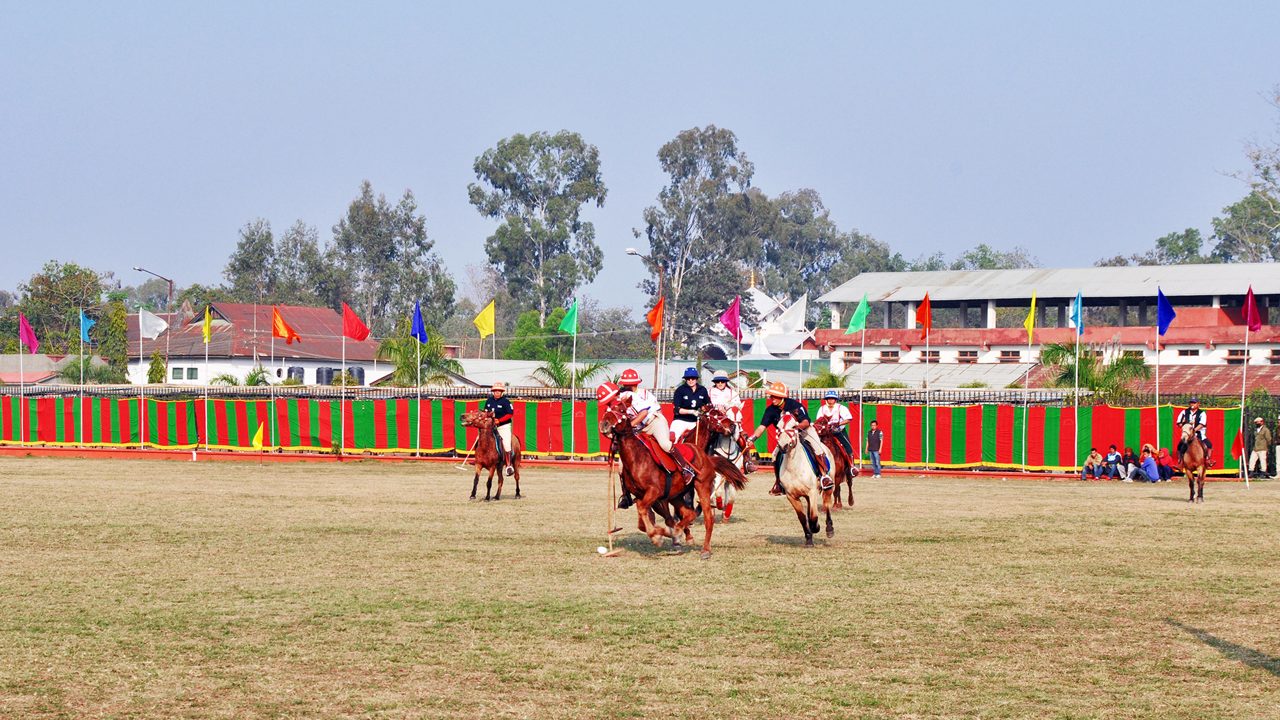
[410,300,428,343]
[1069,291,1084,336]
[1156,288,1177,336]
[79,309,96,344]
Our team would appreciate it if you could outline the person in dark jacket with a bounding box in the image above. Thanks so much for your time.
[484,381,515,476]
[746,382,832,496]
[866,420,884,478]
[669,367,710,443]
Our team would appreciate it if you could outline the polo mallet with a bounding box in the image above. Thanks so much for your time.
[599,446,622,557]
[454,435,481,471]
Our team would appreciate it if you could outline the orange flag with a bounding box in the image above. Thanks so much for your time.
[645,296,665,342]
[915,293,932,340]
[272,307,301,344]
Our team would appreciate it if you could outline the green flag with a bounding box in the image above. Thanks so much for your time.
[558,299,579,336]
[845,293,869,333]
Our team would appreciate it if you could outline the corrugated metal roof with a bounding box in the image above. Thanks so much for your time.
[817,263,1280,304]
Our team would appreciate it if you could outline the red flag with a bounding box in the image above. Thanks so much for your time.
[341,302,370,341]
[719,295,742,341]
[1244,286,1262,332]
[17,312,39,354]
[272,307,301,344]
[1231,431,1243,459]
[915,293,932,340]
[645,296,665,342]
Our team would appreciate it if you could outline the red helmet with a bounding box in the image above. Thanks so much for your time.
[619,368,642,386]
[595,382,619,404]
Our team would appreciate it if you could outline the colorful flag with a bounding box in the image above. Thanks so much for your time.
[79,310,96,344]
[646,296,665,342]
[1069,291,1084,336]
[251,422,265,450]
[202,305,212,345]
[720,295,742,341]
[914,293,931,340]
[272,307,301,344]
[411,300,428,343]
[1023,291,1037,344]
[17,312,39,354]
[559,298,579,336]
[1157,288,1177,336]
[138,308,168,340]
[474,300,495,339]
[845,293,869,334]
[1244,286,1262,332]
[342,302,370,341]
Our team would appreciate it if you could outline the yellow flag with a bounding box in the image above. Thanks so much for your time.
[202,305,212,345]
[1023,291,1037,343]
[251,422,265,449]
[474,299,495,339]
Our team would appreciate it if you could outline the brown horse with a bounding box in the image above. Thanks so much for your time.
[813,416,857,509]
[600,405,748,559]
[461,410,523,501]
[1179,424,1207,503]
[688,406,749,520]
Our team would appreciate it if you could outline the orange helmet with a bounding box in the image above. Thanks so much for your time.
[766,381,789,399]
[595,382,619,404]
[619,368,642,386]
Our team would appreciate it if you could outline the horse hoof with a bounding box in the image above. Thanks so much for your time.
[468,496,477,502]
[826,529,835,538]
[699,551,712,561]
[804,540,815,547]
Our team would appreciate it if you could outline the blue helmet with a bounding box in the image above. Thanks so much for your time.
[712,374,729,383]
[683,367,699,380]
[824,390,840,400]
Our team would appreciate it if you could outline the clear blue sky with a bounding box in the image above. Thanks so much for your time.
[2,1,1278,308]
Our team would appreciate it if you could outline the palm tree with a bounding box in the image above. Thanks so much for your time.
[210,366,270,387]
[376,317,464,386]
[531,352,610,388]
[801,367,847,389]
[1038,342,1151,396]
[57,353,124,384]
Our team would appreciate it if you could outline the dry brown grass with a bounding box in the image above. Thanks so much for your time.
[1,457,1277,719]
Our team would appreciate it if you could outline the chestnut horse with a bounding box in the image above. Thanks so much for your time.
[687,406,750,520]
[1179,424,1207,503]
[813,416,857,510]
[461,410,523,501]
[601,406,748,559]
[773,424,835,547]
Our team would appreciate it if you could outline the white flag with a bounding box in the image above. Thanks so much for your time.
[138,308,169,340]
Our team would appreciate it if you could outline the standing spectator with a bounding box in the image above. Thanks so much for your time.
[1081,448,1104,480]
[1121,447,1139,478]
[1249,416,1272,479]
[866,420,884,479]
[1103,445,1122,479]
[1127,447,1161,482]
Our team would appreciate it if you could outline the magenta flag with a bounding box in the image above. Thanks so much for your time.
[17,312,39,354]
[720,295,742,341]
[1244,286,1262,332]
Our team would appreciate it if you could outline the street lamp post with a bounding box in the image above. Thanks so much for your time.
[133,266,174,381]
[626,248,666,387]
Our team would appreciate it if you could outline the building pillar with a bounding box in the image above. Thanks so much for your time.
[883,302,891,328]
[1212,295,1221,308]
[1057,304,1066,327]
[1137,302,1148,326]
[1117,299,1127,327]
[959,301,969,329]
[905,301,917,329]
[830,305,841,330]
[986,299,997,329]
[1036,302,1046,328]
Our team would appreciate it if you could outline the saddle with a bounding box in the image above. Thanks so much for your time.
[636,433,696,474]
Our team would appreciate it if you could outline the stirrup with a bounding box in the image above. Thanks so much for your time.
[504,465,515,476]
[769,480,785,496]
[617,493,634,510]
[819,475,834,490]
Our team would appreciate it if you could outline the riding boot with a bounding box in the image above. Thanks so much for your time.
[681,483,696,509]
[617,489,634,509]
[770,454,785,496]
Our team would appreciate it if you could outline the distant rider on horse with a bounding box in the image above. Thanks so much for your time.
[670,367,710,443]
[613,368,698,509]
[484,381,516,476]
[746,382,834,496]
[1176,397,1213,466]
[816,390,855,478]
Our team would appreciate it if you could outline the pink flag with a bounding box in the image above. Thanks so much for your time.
[720,295,742,341]
[1244,286,1262,332]
[17,312,39,354]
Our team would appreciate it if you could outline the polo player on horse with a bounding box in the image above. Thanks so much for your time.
[746,382,834,496]
[1176,397,1213,467]
[610,368,698,510]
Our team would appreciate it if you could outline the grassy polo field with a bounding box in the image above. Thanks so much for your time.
[1,456,1277,719]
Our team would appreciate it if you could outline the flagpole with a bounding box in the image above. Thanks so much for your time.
[1074,323,1080,475]
[203,335,209,452]
[416,335,422,457]
[1155,325,1161,453]
[924,325,931,471]
[78,308,84,448]
[139,325,146,450]
[341,334,346,456]
[18,339,24,448]
[858,325,865,470]
[1023,331,1031,473]
[270,332,276,450]
[570,329,578,458]
[1241,325,1250,487]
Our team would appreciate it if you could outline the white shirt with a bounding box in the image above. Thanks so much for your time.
[707,385,741,410]
[817,402,852,427]
[622,388,660,417]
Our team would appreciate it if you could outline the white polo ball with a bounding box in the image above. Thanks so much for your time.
[596,546,608,554]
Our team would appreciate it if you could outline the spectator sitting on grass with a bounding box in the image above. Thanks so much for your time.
[1103,444,1122,479]
[1127,448,1161,483]
[1121,447,1139,478]
[1081,448,1104,480]
[1156,448,1178,482]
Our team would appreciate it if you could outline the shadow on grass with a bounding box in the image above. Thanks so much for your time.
[764,535,827,547]
[1148,495,1196,502]
[1166,618,1280,677]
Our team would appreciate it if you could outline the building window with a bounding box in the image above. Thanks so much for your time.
[1177,349,1199,357]
[842,350,861,364]
[1226,349,1248,365]
[920,350,939,364]
[957,350,978,364]
[879,350,899,363]
[186,368,198,380]
[998,350,1021,363]
[1271,349,1280,365]
[1085,350,1104,360]
[171,367,183,380]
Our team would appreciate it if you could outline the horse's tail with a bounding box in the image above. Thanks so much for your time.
[712,455,749,491]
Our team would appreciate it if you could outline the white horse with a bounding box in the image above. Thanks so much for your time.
[773,421,835,546]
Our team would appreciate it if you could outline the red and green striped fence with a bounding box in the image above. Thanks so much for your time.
[0,396,1242,473]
